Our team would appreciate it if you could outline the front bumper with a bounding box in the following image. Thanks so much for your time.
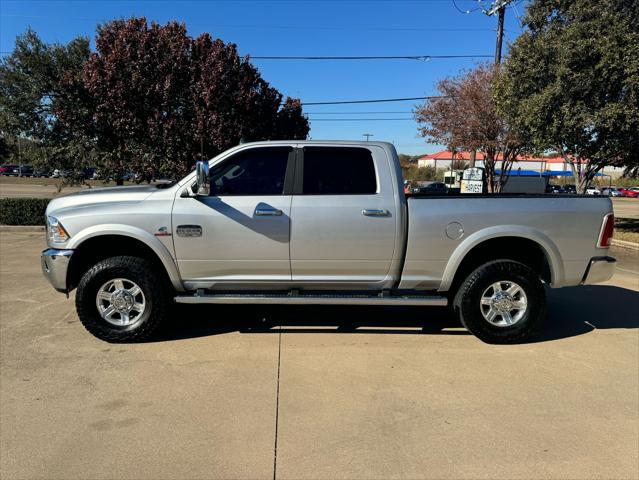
[581,256,616,285]
[41,249,74,293]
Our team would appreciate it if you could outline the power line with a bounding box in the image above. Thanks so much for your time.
[451,0,483,14]
[306,111,413,114]
[0,14,497,32]
[251,54,492,61]
[0,50,491,60]
[302,96,443,105]
[309,118,415,121]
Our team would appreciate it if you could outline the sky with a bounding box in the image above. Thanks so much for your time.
[0,0,526,155]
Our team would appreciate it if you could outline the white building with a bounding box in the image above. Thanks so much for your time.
[416,151,625,176]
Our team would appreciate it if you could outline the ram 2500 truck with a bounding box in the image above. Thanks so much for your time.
[41,141,616,344]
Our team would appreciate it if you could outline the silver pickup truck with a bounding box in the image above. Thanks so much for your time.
[41,141,616,344]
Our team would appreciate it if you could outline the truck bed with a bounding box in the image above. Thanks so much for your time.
[400,195,613,291]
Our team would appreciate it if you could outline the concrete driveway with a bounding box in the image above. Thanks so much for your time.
[1,231,637,479]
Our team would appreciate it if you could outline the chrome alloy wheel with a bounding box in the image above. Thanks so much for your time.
[95,278,146,326]
[480,280,528,327]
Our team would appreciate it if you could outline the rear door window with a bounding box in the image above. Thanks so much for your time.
[301,147,377,195]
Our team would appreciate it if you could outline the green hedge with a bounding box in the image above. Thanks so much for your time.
[0,198,50,225]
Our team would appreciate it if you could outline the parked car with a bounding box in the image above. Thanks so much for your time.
[32,167,51,178]
[51,169,71,178]
[586,187,601,195]
[41,141,616,345]
[546,184,564,194]
[601,187,623,197]
[3,164,34,177]
[83,167,98,180]
[0,164,17,176]
[411,181,447,195]
[618,188,639,198]
[562,184,576,194]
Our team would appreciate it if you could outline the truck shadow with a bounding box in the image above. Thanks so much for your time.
[540,284,639,342]
[157,285,639,343]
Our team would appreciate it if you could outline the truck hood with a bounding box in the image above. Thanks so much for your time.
[46,185,159,216]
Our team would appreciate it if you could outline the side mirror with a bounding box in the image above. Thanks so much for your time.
[195,160,210,196]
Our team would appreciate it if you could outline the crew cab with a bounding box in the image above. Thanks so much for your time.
[41,141,616,344]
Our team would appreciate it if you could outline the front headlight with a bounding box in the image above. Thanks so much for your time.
[47,216,70,243]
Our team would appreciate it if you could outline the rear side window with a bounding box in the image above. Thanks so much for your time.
[302,147,377,195]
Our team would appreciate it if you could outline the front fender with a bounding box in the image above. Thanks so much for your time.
[438,225,565,291]
[66,224,184,292]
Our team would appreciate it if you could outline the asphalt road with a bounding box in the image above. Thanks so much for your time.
[613,197,639,219]
[1,231,638,479]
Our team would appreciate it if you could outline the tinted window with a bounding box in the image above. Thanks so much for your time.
[302,147,377,194]
[210,147,290,195]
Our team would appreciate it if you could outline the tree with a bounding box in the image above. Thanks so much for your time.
[415,64,528,192]
[68,18,309,180]
[78,18,194,181]
[0,135,10,161]
[450,154,468,171]
[496,0,639,193]
[0,29,91,170]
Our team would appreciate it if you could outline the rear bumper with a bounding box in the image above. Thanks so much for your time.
[41,248,73,293]
[581,256,616,285]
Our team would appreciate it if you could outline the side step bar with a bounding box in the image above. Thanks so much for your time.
[174,292,448,306]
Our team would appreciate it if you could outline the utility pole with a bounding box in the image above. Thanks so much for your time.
[484,0,512,64]
[362,133,373,142]
[494,5,505,64]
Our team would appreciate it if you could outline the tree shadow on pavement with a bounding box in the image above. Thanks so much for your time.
[156,285,639,343]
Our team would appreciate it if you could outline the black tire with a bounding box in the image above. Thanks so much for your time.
[453,260,546,344]
[75,256,170,342]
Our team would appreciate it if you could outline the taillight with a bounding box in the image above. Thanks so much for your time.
[597,213,614,248]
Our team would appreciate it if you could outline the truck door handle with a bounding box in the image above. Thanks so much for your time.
[362,209,390,217]
[255,208,283,216]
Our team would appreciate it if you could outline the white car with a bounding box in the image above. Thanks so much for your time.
[586,187,601,195]
[601,187,622,197]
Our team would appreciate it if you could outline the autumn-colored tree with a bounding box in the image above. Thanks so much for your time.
[65,18,309,180]
[77,19,193,181]
[191,34,308,160]
[450,153,468,171]
[414,64,529,192]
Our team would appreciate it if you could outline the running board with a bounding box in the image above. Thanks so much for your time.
[174,292,448,306]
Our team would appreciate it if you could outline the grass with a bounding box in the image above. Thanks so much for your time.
[615,218,639,243]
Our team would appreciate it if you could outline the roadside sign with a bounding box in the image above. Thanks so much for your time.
[461,167,485,194]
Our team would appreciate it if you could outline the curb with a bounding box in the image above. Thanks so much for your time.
[611,239,639,251]
[0,225,45,232]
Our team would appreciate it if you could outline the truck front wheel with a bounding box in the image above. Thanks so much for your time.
[75,256,170,342]
[454,260,546,344]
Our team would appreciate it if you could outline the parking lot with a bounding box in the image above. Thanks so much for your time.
[0,230,637,479]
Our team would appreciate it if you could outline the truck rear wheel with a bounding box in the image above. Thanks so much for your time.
[454,260,546,344]
[75,256,170,342]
